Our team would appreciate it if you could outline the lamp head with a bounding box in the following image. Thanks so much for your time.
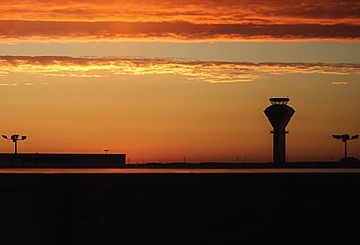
[11,134,19,140]
[21,136,27,140]
[340,134,350,142]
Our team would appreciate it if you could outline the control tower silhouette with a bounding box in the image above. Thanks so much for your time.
[264,98,295,164]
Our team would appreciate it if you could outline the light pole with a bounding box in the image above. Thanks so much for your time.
[2,134,27,154]
[332,134,359,159]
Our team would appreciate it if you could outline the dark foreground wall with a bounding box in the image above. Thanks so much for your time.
[0,153,126,168]
[0,172,359,244]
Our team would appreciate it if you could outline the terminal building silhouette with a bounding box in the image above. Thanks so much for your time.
[264,98,295,165]
[0,153,126,168]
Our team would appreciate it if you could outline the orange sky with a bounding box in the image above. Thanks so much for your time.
[0,1,359,163]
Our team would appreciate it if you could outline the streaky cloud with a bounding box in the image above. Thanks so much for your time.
[0,83,18,87]
[0,56,359,84]
[0,20,359,42]
[1,1,359,25]
[1,0,360,42]
[331,81,348,85]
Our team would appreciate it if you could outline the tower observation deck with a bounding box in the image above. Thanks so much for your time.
[264,98,295,164]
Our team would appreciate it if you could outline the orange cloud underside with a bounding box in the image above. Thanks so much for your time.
[2,0,360,24]
[0,1,359,41]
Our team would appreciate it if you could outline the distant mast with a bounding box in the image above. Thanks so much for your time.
[264,98,295,165]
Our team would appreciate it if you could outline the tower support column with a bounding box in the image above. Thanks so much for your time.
[273,129,286,164]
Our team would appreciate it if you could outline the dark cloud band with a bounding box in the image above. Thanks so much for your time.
[0,21,359,41]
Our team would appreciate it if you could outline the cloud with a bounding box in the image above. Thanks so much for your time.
[1,1,359,24]
[0,21,359,42]
[0,1,359,41]
[331,81,348,85]
[0,83,18,87]
[0,56,359,84]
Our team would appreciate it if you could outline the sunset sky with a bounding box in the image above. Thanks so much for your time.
[0,0,359,163]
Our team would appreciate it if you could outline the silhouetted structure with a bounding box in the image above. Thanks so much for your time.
[0,153,126,168]
[264,98,295,165]
[332,134,359,162]
[2,134,27,154]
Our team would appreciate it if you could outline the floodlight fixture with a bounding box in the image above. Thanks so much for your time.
[2,133,27,154]
[332,135,341,140]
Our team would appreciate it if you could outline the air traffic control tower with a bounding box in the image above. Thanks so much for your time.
[264,98,295,165]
